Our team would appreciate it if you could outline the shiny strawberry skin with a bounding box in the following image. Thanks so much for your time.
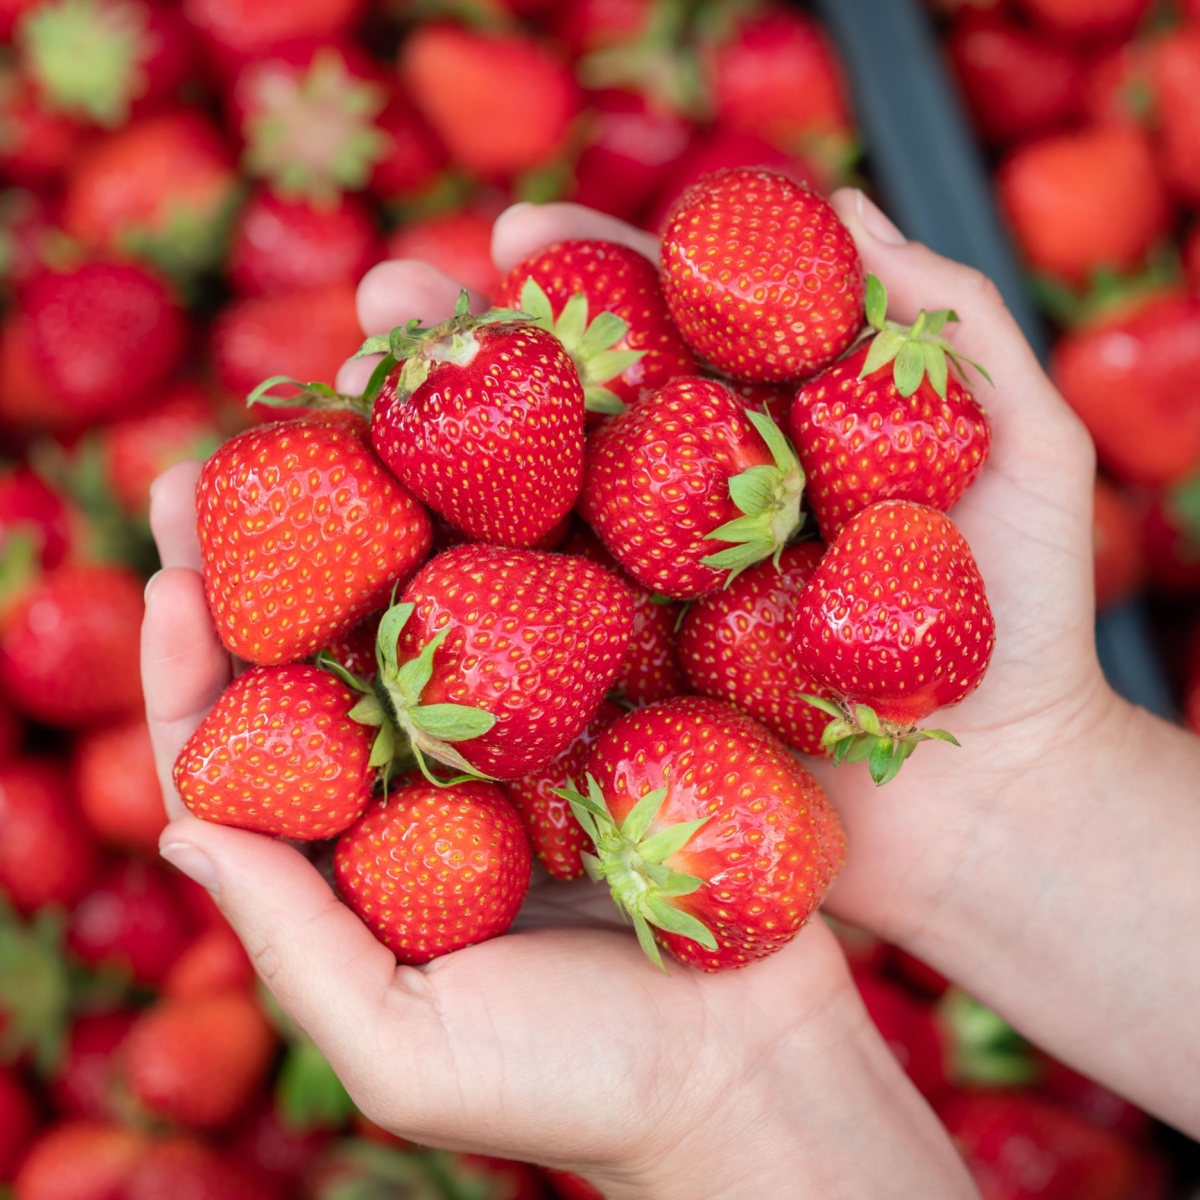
[334,777,532,964]
[579,376,787,598]
[659,167,864,382]
[587,696,845,971]
[788,339,991,541]
[372,323,584,548]
[792,501,995,727]
[395,546,634,779]
[493,239,697,405]
[503,699,624,880]
[174,664,376,841]
[678,543,831,755]
[197,414,432,666]
[73,716,166,855]
[13,1120,145,1200]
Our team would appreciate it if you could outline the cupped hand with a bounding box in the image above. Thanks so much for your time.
[142,199,978,1198]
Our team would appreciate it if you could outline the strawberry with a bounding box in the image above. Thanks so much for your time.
[213,283,364,415]
[0,66,91,187]
[61,109,241,280]
[792,501,996,784]
[73,716,166,855]
[1092,477,1144,611]
[233,42,389,205]
[700,7,855,181]
[677,542,831,756]
[230,1102,331,1189]
[660,166,865,382]
[1148,30,1200,206]
[946,11,1084,146]
[384,205,503,300]
[1012,0,1152,41]
[1050,290,1200,487]
[15,259,186,426]
[0,562,145,728]
[368,85,448,205]
[162,923,254,1001]
[364,297,586,548]
[0,464,74,569]
[12,1120,145,1200]
[196,413,432,666]
[788,275,991,541]
[578,375,806,598]
[503,699,624,880]
[50,1010,137,1119]
[67,859,192,985]
[566,695,845,971]
[227,187,381,297]
[122,991,277,1130]
[1033,1055,1150,1140]
[996,124,1171,288]
[493,238,698,410]
[853,969,948,1101]
[543,1169,606,1200]
[173,663,377,840]
[0,1064,37,1180]
[334,776,532,964]
[359,545,633,780]
[17,0,194,129]
[1142,478,1200,596]
[400,22,580,180]
[321,608,385,684]
[125,1136,283,1200]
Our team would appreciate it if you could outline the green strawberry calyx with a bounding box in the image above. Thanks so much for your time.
[557,774,715,971]
[325,599,497,789]
[515,277,646,415]
[699,408,806,583]
[353,290,532,406]
[0,901,72,1074]
[245,375,374,418]
[860,274,993,401]
[799,694,959,787]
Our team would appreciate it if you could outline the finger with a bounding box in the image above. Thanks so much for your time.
[336,354,383,396]
[149,460,204,572]
[158,816,402,1086]
[142,567,231,817]
[356,259,485,337]
[492,202,659,274]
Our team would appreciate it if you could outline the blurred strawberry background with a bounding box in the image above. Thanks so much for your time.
[0,0,1198,1196]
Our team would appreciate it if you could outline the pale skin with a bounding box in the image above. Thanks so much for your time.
[143,189,1200,1195]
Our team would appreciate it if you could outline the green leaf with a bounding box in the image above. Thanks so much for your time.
[923,309,952,337]
[586,347,644,384]
[375,602,414,679]
[656,869,705,898]
[742,407,797,476]
[860,328,905,378]
[368,724,395,770]
[353,334,391,359]
[362,353,398,406]
[583,385,626,415]
[579,311,628,356]
[854,704,882,736]
[348,693,386,727]
[408,703,495,742]
[798,693,844,720]
[643,895,718,951]
[698,538,773,574]
[913,727,960,746]
[637,815,710,864]
[315,652,370,694]
[519,277,555,328]
[865,273,887,330]
[704,513,768,544]
[454,289,471,318]
[620,785,669,844]
[276,1039,355,1132]
[922,342,949,400]
[727,465,780,516]
[893,340,926,397]
[246,375,332,409]
[392,625,451,707]
[632,914,667,971]
[555,292,589,348]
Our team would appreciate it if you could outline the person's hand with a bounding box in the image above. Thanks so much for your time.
[142,201,980,1197]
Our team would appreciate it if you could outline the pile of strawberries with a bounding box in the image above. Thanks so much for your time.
[0,0,1192,1197]
[940,0,1200,727]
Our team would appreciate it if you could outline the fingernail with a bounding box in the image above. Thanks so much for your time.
[161,842,220,897]
[144,570,162,602]
[855,190,907,245]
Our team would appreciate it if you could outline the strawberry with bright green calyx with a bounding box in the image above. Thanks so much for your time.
[358,291,588,549]
[788,274,992,542]
[561,696,846,972]
[579,375,806,599]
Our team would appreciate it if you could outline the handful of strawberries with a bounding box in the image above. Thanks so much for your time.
[175,167,996,973]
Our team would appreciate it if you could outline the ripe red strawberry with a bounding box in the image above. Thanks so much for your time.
[12,1120,145,1200]
[0,464,73,569]
[1093,477,1144,611]
[792,501,996,784]
[384,204,503,299]
[73,716,166,855]
[122,991,277,1130]
[334,776,532,964]
[788,275,991,541]
[1050,290,1200,487]
[543,1169,606,1200]
[363,545,633,780]
[174,663,377,840]
[196,413,432,666]
[368,85,449,205]
[67,860,192,985]
[568,696,844,971]
[0,63,89,187]
[1033,1055,1150,1140]
[16,259,186,426]
[162,924,254,1001]
[1013,0,1151,41]
[400,23,580,179]
[228,187,380,297]
[852,969,948,1101]
[0,1063,37,1180]
[50,1009,137,1119]
[181,0,363,72]
[494,238,698,409]
[1147,30,1200,206]
[1141,480,1200,596]
[233,42,389,205]
[701,8,855,180]
[946,11,1084,146]
[125,1136,283,1200]
[659,167,865,382]
[996,125,1171,287]
[503,699,624,880]
[17,0,193,129]
[0,562,145,728]
[61,109,240,280]
[578,375,805,599]
[677,542,831,756]
[365,299,586,548]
